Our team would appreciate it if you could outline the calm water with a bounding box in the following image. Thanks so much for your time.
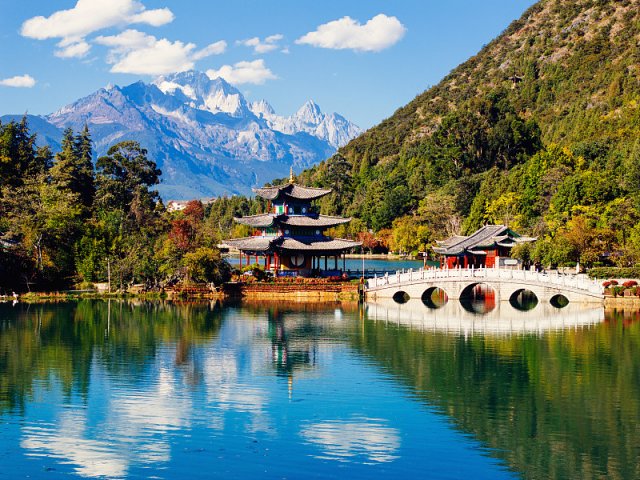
[0,299,638,479]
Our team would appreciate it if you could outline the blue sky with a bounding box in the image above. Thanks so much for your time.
[0,0,536,129]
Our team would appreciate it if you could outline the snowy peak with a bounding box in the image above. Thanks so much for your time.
[294,100,324,125]
[250,99,275,118]
[154,70,250,117]
[261,99,362,149]
[150,71,361,146]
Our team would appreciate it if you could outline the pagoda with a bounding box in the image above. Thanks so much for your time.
[225,172,361,277]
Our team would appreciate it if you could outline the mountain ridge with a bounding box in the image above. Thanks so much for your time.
[2,70,361,199]
[298,0,640,225]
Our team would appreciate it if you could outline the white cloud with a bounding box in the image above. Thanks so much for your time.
[206,59,277,85]
[95,30,226,75]
[0,74,36,88]
[20,0,174,58]
[192,41,227,60]
[238,34,284,54]
[55,40,91,58]
[296,14,406,52]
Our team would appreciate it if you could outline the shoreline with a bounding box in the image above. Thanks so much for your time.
[6,281,363,303]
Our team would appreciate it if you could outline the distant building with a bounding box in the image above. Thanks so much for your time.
[224,175,360,277]
[433,225,535,269]
[166,200,189,212]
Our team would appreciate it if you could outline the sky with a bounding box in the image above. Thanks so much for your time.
[0,0,537,129]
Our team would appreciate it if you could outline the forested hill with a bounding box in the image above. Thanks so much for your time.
[296,0,640,267]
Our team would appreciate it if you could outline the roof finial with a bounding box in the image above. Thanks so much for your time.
[289,166,295,183]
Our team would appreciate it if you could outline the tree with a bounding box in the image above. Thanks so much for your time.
[74,124,95,209]
[183,247,231,284]
[95,141,161,214]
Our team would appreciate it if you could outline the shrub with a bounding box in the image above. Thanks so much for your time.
[588,267,640,279]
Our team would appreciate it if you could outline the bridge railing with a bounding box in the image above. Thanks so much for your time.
[366,267,603,295]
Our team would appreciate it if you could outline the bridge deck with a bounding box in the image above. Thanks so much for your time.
[366,267,603,299]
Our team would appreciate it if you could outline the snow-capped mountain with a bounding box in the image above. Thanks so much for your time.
[26,70,361,199]
[249,98,361,149]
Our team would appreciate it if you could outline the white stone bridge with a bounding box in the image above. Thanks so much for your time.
[365,267,604,305]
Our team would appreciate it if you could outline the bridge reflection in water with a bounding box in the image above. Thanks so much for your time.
[365,297,604,335]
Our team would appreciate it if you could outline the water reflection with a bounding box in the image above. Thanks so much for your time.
[356,302,640,480]
[22,410,129,478]
[459,284,497,314]
[421,287,448,309]
[366,298,604,334]
[300,417,400,464]
[508,289,538,311]
[2,300,639,479]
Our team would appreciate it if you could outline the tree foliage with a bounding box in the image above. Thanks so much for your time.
[0,120,230,292]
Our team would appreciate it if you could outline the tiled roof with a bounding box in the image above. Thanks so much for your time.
[435,235,468,247]
[253,183,332,201]
[233,214,352,229]
[433,225,511,255]
[223,237,274,252]
[223,235,361,253]
[280,215,351,228]
[279,237,361,252]
[234,214,275,227]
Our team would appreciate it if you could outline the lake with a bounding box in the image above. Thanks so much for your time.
[224,255,426,276]
[0,299,638,479]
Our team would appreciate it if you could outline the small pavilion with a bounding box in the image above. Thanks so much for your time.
[225,173,361,277]
[433,225,535,269]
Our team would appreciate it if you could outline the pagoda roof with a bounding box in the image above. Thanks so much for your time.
[223,236,361,253]
[283,215,351,227]
[223,236,274,252]
[233,213,351,228]
[233,214,276,228]
[433,225,535,255]
[279,237,361,252]
[253,183,332,201]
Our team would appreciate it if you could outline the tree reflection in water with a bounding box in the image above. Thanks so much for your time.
[357,300,640,480]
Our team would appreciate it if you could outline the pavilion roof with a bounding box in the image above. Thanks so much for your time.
[234,213,351,229]
[223,235,360,253]
[253,183,332,201]
[279,237,361,252]
[233,214,276,228]
[223,236,274,252]
[433,225,535,255]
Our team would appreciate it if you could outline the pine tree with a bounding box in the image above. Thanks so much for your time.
[50,127,78,192]
[74,124,95,209]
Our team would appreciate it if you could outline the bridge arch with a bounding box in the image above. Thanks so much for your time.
[392,291,410,304]
[459,283,497,314]
[421,287,448,309]
[550,294,570,308]
[509,289,539,311]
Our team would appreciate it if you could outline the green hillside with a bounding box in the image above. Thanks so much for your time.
[297,0,640,267]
